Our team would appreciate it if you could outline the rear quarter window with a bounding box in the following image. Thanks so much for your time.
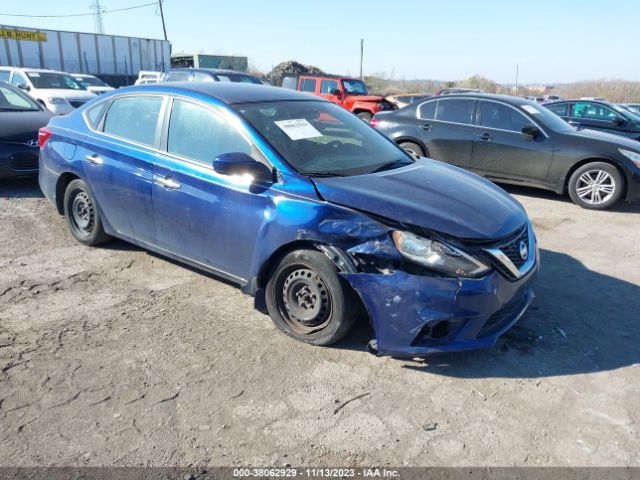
[300,78,317,92]
[84,101,109,129]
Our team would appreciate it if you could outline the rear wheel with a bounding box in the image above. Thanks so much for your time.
[568,162,623,210]
[399,141,425,158]
[265,249,356,346]
[63,179,111,246]
[356,111,373,123]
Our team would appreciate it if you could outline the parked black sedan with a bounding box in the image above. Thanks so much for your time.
[545,99,640,141]
[372,93,640,209]
[0,82,53,178]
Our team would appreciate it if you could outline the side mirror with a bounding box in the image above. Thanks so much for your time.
[17,83,30,91]
[212,152,273,184]
[521,124,541,137]
[329,88,342,97]
[612,117,624,126]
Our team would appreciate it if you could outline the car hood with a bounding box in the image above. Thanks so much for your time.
[563,127,640,149]
[346,95,385,102]
[33,89,96,100]
[312,159,528,241]
[0,109,53,143]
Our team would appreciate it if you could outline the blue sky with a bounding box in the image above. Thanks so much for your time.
[2,0,638,83]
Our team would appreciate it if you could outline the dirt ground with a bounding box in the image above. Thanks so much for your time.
[0,177,638,467]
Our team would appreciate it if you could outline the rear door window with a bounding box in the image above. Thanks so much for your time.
[435,99,474,124]
[103,96,163,146]
[300,78,317,92]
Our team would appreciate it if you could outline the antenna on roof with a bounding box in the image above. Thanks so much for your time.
[90,0,105,34]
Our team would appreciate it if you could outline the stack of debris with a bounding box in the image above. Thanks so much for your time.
[268,61,325,86]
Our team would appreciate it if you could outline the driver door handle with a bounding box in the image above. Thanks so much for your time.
[156,176,181,190]
[85,153,103,165]
[479,132,492,141]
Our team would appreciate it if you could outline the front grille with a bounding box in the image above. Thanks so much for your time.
[69,100,87,108]
[478,292,528,338]
[472,225,531,281]
[6,152,38,171]
[500,227,529,269]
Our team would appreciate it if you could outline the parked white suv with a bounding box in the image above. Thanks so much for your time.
[0,67,96,114]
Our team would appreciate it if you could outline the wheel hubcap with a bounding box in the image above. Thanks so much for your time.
[280,268,331,333]
[72,191,94,233]
[576,170,616,205]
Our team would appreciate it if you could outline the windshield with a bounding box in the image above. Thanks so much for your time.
[520,102,575,133]
[235,100,412,176]
[0,84,41,111]
[612,104,640,122]
[217,74,262,84]
[76,76,108,87]
[341,79,368,95]
[27,72,84,90]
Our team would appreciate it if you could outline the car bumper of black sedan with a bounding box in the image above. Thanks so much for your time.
[625,168,640,202]
[0,148,39,179]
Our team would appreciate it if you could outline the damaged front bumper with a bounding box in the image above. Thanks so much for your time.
[341,253,538,357]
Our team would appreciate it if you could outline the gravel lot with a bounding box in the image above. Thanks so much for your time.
[0,177,638,467]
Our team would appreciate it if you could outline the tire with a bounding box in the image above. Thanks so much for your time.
[399,141,425,158]
[568,162,624,210]
[63,179,111,246]
[265,249,357,346]
[356,111,373,123]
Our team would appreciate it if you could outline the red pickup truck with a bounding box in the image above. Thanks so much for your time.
[282,75,396,122]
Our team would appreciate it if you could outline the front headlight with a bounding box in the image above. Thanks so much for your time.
[47,97,68,105]
[619,148,640,168]
[391,230,490,277]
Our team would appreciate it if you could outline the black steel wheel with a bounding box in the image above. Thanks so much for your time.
[266,249,357,346]
[63,179,111,246]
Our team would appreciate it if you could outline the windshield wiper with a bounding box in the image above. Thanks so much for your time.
[369,160,413,173]
[0,108,35,112]
[305,172,345,177]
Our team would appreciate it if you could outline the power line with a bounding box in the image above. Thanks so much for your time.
[0,2,157,18]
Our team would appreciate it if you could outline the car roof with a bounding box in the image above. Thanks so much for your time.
[427,92,534,105]
[170,68,255,76]
[113,82,325,104]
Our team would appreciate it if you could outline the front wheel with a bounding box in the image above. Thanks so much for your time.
[356,111,373,123]
[265,250,356,346]
[398,141,425,158]
[63,179,111,246]
[568,162,623,210]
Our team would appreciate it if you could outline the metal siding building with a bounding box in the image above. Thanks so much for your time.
[0,25,171,81]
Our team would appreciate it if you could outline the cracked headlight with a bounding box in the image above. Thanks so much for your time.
[619,148,640,168]
[391,230,490,277]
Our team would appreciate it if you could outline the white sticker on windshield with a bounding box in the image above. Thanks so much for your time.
[274,118,323,140]
[27,72,40,77]
[521,105,539,114]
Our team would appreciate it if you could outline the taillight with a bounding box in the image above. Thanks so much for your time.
[38,127,52,149]
[370,117,380,128]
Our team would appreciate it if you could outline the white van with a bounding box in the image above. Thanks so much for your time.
[0,67,96,114]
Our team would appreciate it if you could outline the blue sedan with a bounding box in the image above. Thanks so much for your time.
[38,83,538,357]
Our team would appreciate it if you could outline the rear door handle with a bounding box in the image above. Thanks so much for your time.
[421,123,432,131]
[479,132,492,141]
[156,176,181,190]
[85,153,103,165]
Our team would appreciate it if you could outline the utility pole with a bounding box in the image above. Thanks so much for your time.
[158,0,168,41]
[90,0,105,34]
[515,64,519,96]
[359,39,364,80]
